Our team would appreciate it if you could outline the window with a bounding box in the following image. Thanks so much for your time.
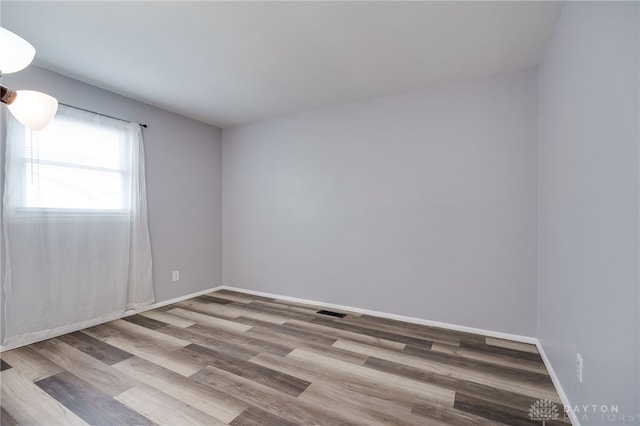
[14,106,133,214]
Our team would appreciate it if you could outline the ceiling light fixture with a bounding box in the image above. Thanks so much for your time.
[0,27,35,73]
[1,85,58,131]
[0,27,58,131]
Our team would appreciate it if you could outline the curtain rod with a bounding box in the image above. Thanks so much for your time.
[59,103,148,128]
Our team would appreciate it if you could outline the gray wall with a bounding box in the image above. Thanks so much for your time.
[538,1,640,422]
[1,66,223,308]
[223,67,539,336]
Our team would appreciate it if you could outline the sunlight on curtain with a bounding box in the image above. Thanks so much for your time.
[1,105,154,348]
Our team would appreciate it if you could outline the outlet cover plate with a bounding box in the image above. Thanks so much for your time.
[576,353,583,383]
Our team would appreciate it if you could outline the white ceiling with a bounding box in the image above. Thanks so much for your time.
[1,1,562,128]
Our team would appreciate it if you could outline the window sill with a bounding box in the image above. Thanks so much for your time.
[6,208,132,222]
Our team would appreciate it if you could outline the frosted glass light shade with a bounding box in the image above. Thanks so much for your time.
[0,27,36,74]
[8,90,58,131]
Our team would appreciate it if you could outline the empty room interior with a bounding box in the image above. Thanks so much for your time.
[0,1,638,425]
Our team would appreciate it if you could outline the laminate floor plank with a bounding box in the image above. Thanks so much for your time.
[113,356,247,423]
[175,299,242,319]
[229,405,297,426]
[31,338,137,397]
[86,320,201,377]
[56,331,134,365]
[153,324,263,360]
[485,337,539,354]
[197,294,235,305]
[1,290,568,425]
[36,371,154,426]
[138,310,198,328]
[247,299,324,317]
[288,348,456,406]
[461,340,544,363]
[412,399,508,426]
[81,323,121,340]
[180,343,311,397]
[116,385,227,426]
[283,318,407,351]
[0,369,88,426]
[298,382,429,426]
[191,364,362,426]
[103,336,203,377]
[168,307,253,332]
[250,351,415,411]
[207,291,253,304]
[167,322,294,359]
[0,406,19,426]
[235,308,304,325]
[259,322,339,346]
[398,341,554,387]
[104,318,193,347]
[271,298,363,317]
[340,315,464,347]
[82,324,202,377]
[336,337,560,402]
[242,326,369,365]
[230,316,336,346]
[364,355,470,393]
[240,301,318,322]
[177,299,290,325]
[148,304,175,312]
[431,343,548,374]
[0,346,63,382]
[311,316,437,349]
[233,316,277,327]
[122,314,169,330]
[454,393,570,426]
[365,356,556,413]
[353,314,487,343]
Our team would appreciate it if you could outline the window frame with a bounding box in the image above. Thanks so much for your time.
[9,106,135,218]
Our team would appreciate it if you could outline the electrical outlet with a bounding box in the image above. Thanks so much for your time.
[576,353,583,384]
[172,270,180,282]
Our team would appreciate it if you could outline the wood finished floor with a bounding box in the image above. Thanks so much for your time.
[0,290,570,426]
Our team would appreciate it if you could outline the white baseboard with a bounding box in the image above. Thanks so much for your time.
[535,340,579,426]
[0,285,224,352]
[134,285,225,314]
[216,285,538,345]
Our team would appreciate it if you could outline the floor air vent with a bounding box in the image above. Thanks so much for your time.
[317,310,346,318]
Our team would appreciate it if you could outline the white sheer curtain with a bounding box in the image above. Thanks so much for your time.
[1,105,154,349]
